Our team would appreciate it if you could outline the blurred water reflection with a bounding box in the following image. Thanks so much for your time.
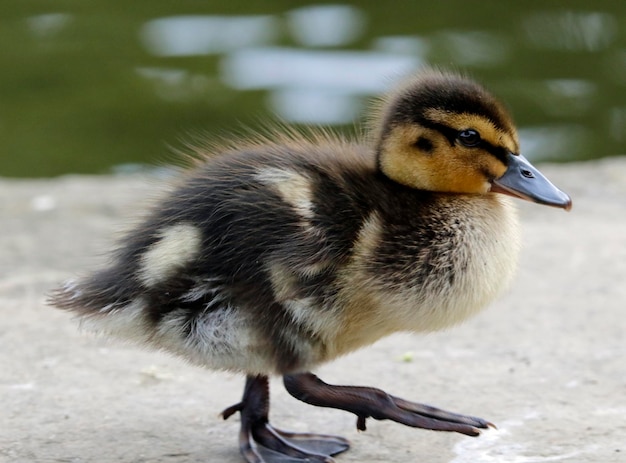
[222,47,419,123]
[2,2,625,177]
[287,5,365,47]
[27,13,73,38]
[522,11,617,51]
[141,15,279,56]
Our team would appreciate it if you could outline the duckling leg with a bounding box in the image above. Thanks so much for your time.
[284,373,493,437]
[221,375,350,463]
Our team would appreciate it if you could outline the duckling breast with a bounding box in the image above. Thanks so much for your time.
[328,193,520,358]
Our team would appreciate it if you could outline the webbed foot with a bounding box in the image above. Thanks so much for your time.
[222,375,350,463]
[283,372,492,436]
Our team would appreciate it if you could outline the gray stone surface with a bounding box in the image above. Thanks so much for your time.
[2,158,625,463]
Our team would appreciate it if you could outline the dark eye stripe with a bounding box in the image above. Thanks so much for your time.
[418,117,512,165]
[479,141,510,164]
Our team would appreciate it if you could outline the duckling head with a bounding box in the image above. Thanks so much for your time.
[375,70,571,210]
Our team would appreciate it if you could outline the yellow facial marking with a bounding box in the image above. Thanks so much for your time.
[379,124,444,189]
[378,99,522,195]
[379,123,494,194]
[424,108,519,154]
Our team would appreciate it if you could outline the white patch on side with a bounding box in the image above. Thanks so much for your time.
[153,305,275,374]
[138,223,202,287]
[255,167,315,220]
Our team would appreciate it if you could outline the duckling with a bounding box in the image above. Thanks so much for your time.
[50,69,571,463]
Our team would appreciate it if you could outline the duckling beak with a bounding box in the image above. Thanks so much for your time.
[491,153,572,210]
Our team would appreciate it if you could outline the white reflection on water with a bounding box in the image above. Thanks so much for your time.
[221,47,419,92]
[268,89,360,125]
[27,13,72,38]
[287,4,365,47]
[523,11,617,52]
[140,12,423,124]
[546,79,596,99]
[438,30,509,66]
[542,79,597,117]
[373,36,429,56]
[136,67,213,102]
[221,47,420,123]
[519,125,590,161]
[140,15,279,56]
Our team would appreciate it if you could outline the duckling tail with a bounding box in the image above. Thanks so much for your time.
[48,266,137,317]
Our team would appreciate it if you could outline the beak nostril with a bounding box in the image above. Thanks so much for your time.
[521,169,534,179]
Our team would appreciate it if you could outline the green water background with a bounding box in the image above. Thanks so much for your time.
[2,1,625,177]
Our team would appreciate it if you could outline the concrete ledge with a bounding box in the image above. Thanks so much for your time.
[2,158,625,463]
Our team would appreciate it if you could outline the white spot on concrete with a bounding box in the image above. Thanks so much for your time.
[450,412,586,463]
[8,383,36,391]
[594,406,626,416]
[30,195,57,211]
[139,365,174,384]
[139,223,202,287]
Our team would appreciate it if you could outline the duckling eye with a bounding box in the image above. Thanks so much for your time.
[457,129,481,147]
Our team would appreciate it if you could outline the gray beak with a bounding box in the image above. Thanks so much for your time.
[491,153,572,211]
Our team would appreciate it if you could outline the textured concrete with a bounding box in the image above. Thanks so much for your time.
[2,158,625,463]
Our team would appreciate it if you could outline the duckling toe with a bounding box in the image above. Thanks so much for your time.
[246,426,348,463]
[390,395,493,431]
[225,375,349,463]
[269,428,350,457]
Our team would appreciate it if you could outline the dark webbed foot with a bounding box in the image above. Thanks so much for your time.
[283,373,493,437]
[222,375,350,463]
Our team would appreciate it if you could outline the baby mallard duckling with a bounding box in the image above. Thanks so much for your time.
[50,70,571,463]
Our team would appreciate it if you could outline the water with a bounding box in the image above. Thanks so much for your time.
[2,2,625,177]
